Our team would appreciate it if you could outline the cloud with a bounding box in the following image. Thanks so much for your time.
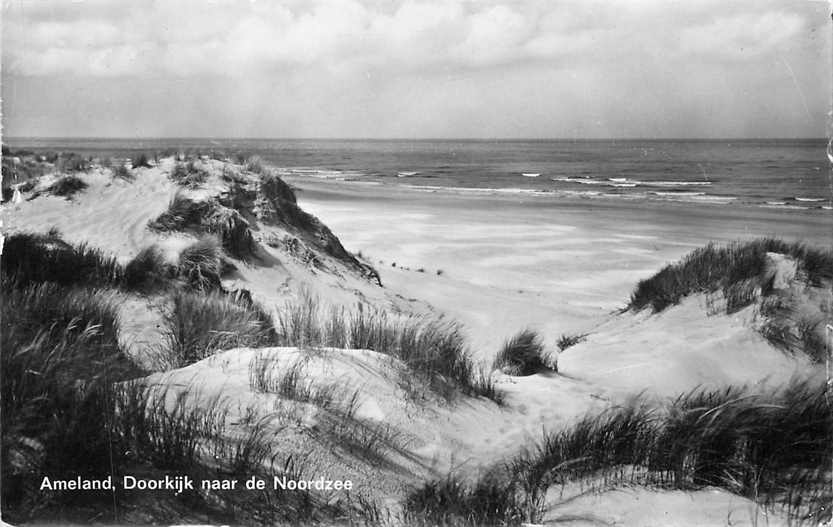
[2,0,827,139]
[679,11,806,60]
[2,0,815,78]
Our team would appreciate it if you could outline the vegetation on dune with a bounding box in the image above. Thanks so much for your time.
[0,230,339,524]
[255,167,382,285]
[131,152,152,169]
[155,290,277,369]
[148,191,205,231]
[406,377,832,525]
[49,174,88,197]
[556,332,587,351]
[1,278,137,518]
[274,291,500,402]
[628,238,833,313]
[149,192,256,260]
[2,232,123,288]
[493,329,553,376]
[403,473,523,526]
[112,163,134,181]
[177,236,224,291]
[124,244,172,292]
[627,238,833,363]
[169,160,209,188]
[2,232,170,294]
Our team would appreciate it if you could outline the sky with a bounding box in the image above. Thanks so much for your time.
[1,0,830,139]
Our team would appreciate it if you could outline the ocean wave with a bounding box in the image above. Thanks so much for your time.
[552,177,605,185]
[402,184,553,196]
[283,168,367,179]
[643,180,712,187]
[761,203,810,210]
[391,181,745,207]
[652,191,707,197]
[794,197,826,202]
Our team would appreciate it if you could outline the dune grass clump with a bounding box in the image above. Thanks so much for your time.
[148,192,207,231]
[274,292,499,402]
[149,192,256,259]
[556,332,587,351]
[1,279,139,516]
[112,164,134,181]
[425,377,832,525]
[177,237,223,291]
[131,152,152,169]
[1,276,325,522]
[124,244,171,292]
[493,329,552,376]
[169,160,209,188]
[2,232,123,288]
[403,474,523,526]
[248,355,345,410]
[156,290,277,369]
[628,238,833,313]
[203,205,255,258]
[49,174,88,197]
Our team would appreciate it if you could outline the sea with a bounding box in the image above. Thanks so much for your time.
[4,138,832,211]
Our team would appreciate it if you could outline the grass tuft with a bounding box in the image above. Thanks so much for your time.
[556,333,587,352]
[493,329,552,376]
[124,244,171,292]
[403,473,523,526]
[49,175,88,197]
[156,290,276,368]
[112,164,134,181]
[131,153,152,169]
[169,160,209,188]
[149,192,256,259]
[177,237,223,291]
[274,291,500,402]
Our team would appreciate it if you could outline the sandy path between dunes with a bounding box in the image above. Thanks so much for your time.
[289,179,833,359]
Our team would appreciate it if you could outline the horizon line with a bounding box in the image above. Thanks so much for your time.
[2,136,828,142]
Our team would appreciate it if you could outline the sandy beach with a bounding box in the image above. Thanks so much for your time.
[290,177,833,356]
